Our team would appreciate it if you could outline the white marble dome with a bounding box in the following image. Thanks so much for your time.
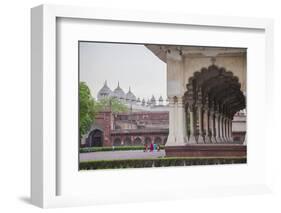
[126,87,136,102]
[97,81,112,100]
[141,98,146,106]
[112,82,126,100]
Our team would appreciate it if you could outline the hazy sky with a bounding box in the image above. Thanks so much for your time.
[79,42,167,101]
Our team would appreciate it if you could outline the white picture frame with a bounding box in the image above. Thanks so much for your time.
[31,4,274,208]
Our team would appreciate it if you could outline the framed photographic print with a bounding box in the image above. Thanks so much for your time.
[78,41,247,169]
[31,4,274,208]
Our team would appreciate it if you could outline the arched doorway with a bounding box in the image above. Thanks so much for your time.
[133,137,142,145]
[88,129,103,147]
[124,137,132,146]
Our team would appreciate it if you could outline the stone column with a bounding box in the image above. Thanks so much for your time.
[213,112,217,143]
[227,117,231,142]
[197,104,205,144]
[224,117,229,142]
[197,88,204,144]
[215,112,222,143]
[165,49,186,146]
[225,117,228,142]
[219,114,223,143]
[229,118,233,142]
[223,116,227,142]
[221,115,226,143]
[209,109,215,143]
[204,104,211,143]
[188,104,197,144]
[175,97,187,145]
[166,97,176,146]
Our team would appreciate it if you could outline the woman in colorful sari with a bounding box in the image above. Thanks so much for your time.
[153,143,157,152]
[150,143,154,152]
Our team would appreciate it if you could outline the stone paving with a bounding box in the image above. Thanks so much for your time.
[80,150,166,161]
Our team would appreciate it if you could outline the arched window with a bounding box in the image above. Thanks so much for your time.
[87,129,103,147]
[124,137,132,146]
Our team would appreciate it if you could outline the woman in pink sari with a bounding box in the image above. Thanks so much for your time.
[150,143,154,152]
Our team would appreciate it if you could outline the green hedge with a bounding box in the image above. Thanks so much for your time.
[79,157,246,170]
[80,145,164,153]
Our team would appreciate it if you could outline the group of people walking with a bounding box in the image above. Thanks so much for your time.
[143,143,161,152]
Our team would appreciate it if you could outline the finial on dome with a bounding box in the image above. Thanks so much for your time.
[117,81,120,87]
[104,80,108,86]
[129,86,131,92]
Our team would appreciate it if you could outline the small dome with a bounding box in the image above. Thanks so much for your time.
[141,98,146,106]
[126,87,136,102]
[97,81,112,100]
[137,97,141,103]
[158,96,164,105]
[150,95,156,105]
[112,81,126,100]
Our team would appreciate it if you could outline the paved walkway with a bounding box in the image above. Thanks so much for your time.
[80,150,166,161]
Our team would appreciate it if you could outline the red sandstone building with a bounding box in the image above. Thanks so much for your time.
[83,111,169,147]
[82,110,245,147]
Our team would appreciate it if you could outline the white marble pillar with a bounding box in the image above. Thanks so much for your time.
[215,112,222,143]
[175,97,187,145]
[223,116,227,143]
[166,97,176,146]
[209,110,215,143]
[188,105,197,144]
[204,106,211,143]
[165,49,186,146]
[226,118,231,142]
[197,105,205,144]
[229,118,233,142]
[224,117,229,142]
[225,117,229,142]
[213,111,218,143]
[221,116,226,143]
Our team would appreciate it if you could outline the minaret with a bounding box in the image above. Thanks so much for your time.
[150,95,156,106]
[141,98,146,106]
[158,96,163,106]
